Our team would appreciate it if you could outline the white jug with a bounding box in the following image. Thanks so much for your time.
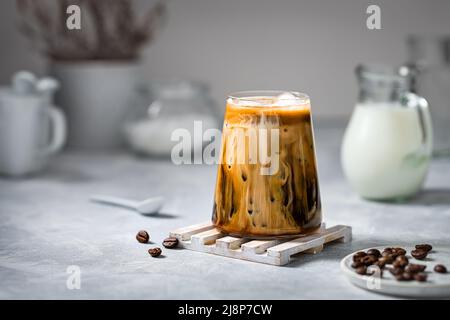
[341,64,433,200]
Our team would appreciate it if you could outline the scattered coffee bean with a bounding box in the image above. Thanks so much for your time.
[353,251,367,262]
[148,247,162,257]
[398,254,408,261]
[392,255,409,268]
[162,237,179,249]
[394,274,403,281]
[355,266,367,275]
[352,246,445,282]
[367,249,381,258]
[393,248,406,256]
[434,264,447,274]
[394,273,408,281]
[395,272,413,281]
[415,244,432,252]
[374,260,386,269]
[389,267,404,276]
[402,272,414,281]
[411,249,428,260]
[351,261,364,269]
[405,264,426,274]
[378,256,392,265]
[361,255,378,266]
[414,273,427,282]
[384,254,396,264]
[136,230,150,243]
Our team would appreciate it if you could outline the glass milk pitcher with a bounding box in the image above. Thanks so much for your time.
[341,64,433,201]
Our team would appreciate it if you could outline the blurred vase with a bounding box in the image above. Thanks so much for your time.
[50,61,141,149]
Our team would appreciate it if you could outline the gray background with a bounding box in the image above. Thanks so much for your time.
[1,0,450,116]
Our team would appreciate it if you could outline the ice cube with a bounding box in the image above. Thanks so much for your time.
[274,92,298,106]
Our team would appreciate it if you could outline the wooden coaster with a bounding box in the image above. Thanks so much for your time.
[170,222,352,266]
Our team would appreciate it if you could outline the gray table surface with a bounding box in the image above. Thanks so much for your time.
[1,121,449,299]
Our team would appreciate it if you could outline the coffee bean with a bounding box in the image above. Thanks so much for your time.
[389,268,403,276]
[392,255,409,268]
[136,230,150,243]
[411,249,428,260]
[361,255,378,266]
[162,237,179,249]
[353,251,367,262]
[395,274,407,281]
[148,247,162,257]
[415,244,432,252]
[395,272,413,281]
[402,272,414,281]
[351,261,364,268]
[382,248,393,256]
[434,264,447,273]
[367,249,381,257]
[355,266,367,275]
[393,248,406,256]
[382,254,395,264]
[414,273,427,282]
[378,256,392,265]
[394,274,403,281]
[405,264,426,274]
[374,260,386,269]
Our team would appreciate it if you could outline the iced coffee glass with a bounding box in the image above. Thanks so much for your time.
[212,91,322,238]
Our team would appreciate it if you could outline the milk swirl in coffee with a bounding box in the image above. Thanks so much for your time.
[212,91,322,238]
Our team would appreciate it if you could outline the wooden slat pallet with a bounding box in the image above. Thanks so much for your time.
[170,222,352,266]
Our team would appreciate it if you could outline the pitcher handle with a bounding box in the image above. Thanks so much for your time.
[402,92,434,155]
[42,105,67,155]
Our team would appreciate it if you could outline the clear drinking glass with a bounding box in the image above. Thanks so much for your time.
[211,91,322,238]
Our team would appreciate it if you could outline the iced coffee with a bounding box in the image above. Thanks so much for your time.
[212,91,322,238]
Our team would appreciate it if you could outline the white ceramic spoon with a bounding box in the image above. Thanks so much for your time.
[90,195,164,215]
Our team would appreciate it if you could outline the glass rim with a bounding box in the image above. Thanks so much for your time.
[356,64,406,83]
[227,90,310,104]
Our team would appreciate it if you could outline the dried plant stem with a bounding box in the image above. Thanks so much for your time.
[17,0,166,61]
